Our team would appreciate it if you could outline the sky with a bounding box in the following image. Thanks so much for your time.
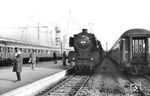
[0,0,150,50]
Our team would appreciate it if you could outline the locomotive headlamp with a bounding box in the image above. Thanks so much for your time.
[91,58,94,60]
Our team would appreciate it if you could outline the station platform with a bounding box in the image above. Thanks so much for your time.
[0,60,71,95]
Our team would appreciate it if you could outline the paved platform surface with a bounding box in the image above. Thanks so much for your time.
[0,60,71,95]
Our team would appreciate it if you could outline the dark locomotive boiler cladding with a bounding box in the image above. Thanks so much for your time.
[68,29,103,74]
[109,28,150,75]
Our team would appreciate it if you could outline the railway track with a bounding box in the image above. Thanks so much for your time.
[35,55,150,96]
[74,56,126,96]
[36,74,91,96]
[107,54,150,96]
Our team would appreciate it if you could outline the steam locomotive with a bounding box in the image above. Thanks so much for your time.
[109,28,150,75]
[68,29,104,74]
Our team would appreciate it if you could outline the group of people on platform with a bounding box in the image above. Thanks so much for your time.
[53,51,67,66]
[12,48,67,82]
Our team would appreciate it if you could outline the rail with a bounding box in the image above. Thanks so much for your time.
[37,73,91,96]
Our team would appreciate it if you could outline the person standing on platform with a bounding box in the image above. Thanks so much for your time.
[29,49,36,70]
[12,48,22,81]
[53,51,57,64]
[62,51,67,66]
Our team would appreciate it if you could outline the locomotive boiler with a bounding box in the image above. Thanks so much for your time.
[109,28,150,75]
[68,29,103,74]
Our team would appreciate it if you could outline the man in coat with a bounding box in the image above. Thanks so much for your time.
[12,49,22,81]
[29,49,36,70]
[53,51,57,64]
[62,51,67,66]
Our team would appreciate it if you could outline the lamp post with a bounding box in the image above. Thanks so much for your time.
[60,41,63,57]
[55,26,63,57]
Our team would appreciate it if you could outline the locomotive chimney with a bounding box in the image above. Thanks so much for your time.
[82,29,88,33]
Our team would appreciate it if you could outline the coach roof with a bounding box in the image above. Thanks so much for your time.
[121,28,150,37]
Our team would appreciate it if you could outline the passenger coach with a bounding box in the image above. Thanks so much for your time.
[0,37,70,66]
[109,28,150,75]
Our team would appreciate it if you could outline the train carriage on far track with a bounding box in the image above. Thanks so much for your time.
[109,28,150,75]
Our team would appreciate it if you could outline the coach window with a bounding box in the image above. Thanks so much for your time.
[132,40,135,53]
[139,40,142,53]
[38,49,40,53]
[3,47,5,52]
[35,49,37,53]
[50,50,52,54]
[0,47,1,53]
[11,48,13,52]
[8,47,10,53]
[41,50,43,53]
[46,50,47,54]
[28,49,29,53]
[48,50,50,54]
[51,50,53,54]
[20,48,22,52]
[2,47,4,53]
[24,49,26,53]
[149,38,150,53]
[135,40,139,53]
[143,40,145,53]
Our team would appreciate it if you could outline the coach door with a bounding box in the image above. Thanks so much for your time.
[132,38,147,63]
